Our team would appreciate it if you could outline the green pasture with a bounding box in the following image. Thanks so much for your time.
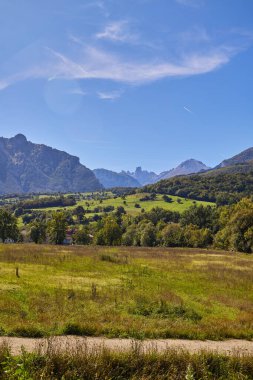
[0,244,252,340]
[32,192,214,215]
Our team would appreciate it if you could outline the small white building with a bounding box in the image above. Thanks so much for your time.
[0,238,15,244]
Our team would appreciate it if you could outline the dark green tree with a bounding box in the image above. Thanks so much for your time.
[73,226,91,245]
[30,219,47,244]
[137,207,180,225]
[162,195,173,203]
[183,224,213,248]
[0,209,19,242]
[122,224,137,246]
[140,222,157,247]
[95,217,122,246]
[161,223,184,247]
[214,198,253,252]
[47,212,67,245]
[181,204,217,231]
[73,205,85,223]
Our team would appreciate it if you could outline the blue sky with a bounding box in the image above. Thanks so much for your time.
[0,0,253,173]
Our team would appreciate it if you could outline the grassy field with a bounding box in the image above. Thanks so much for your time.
[96,193,213,215]
[32,192,214,215]
[0,244,252,340]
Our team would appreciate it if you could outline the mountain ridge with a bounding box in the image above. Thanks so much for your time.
[216,147,253,169]
[1,134,253,194]
[156,159,210,181]
[125,167,158,186]
[0,134,102,194]
[93,168,140,188]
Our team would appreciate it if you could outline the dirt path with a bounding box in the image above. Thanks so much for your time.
[1,336,253,356]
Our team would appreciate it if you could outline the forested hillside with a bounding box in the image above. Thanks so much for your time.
[144,165,253,205]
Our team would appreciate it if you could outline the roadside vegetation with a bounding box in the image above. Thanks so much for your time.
[0,341,253,379]
[0,245,252,339]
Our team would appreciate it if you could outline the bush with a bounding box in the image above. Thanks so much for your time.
[161,223,184,247]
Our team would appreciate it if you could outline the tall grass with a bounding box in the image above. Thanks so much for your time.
[0,341,253,379]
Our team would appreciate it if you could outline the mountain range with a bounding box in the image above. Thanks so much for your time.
[95,149,253,189]
[93,169,140,188]
[144,148,253,203]
[96,160,210,188]
[1,134,253,194]
[125,167,158,186]
[0,134,102,194]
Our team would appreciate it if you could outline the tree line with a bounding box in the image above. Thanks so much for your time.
[2,197,253,252]
[15,195,76,210]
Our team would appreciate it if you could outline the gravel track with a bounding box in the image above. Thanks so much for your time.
[1,336,253,356]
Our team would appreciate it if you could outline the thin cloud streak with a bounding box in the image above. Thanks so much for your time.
[0,81,9,90]
[97,90,122,100]
[96,20,138,43]
[79,1,110,17]
[184,106,193,114]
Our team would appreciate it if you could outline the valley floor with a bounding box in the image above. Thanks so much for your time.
[0,244,252,340]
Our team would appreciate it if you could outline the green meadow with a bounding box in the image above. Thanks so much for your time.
[32,192,213,215]
[0,244,252,340]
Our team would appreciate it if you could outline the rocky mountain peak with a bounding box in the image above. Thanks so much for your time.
[0,135,102,194]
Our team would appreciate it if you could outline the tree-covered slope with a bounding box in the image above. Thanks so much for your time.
[143,163,253,204]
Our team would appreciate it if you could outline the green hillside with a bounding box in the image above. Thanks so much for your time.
[16,192,213,216]
[144,163,253,205]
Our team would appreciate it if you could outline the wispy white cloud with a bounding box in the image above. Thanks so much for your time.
[0,45,243,90]
[97,90,123,100]
[0,80,9,91]
[68,34,84,45]
[95,20,137,43]
[45,44,239,84]
[0,27,251,92]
